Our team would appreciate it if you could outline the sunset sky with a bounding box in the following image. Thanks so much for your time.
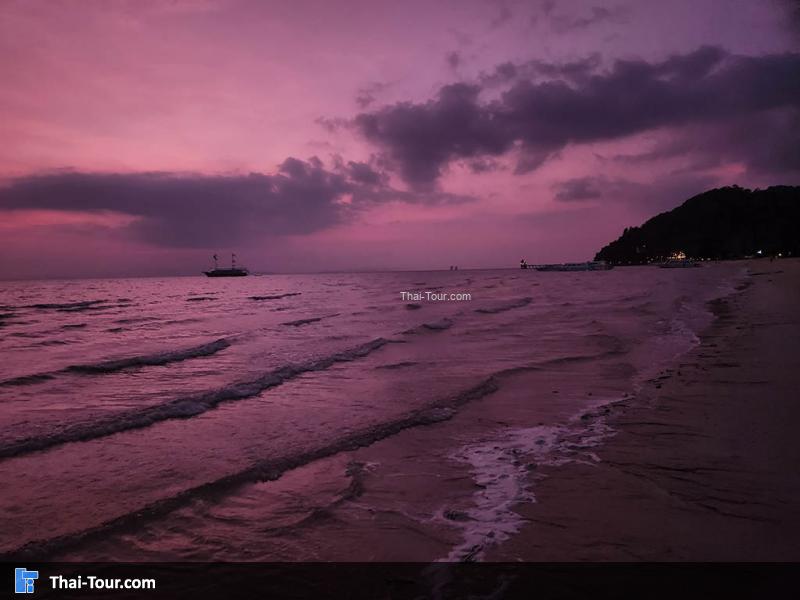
[1,0,798,278]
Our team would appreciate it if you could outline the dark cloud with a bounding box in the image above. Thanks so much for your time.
[343,160,388,186]
[552,174,718,214]
[0,160,350,247]
[446,51,462,71]
[465,157,502,174]
[355,81,391,109]
[554,177,603,201]
[610,106,800,181]
[480,55,602,87]
[354,47,800,187]
[0,157,445,247]
[354,83,508,187]
[315,116,349,133]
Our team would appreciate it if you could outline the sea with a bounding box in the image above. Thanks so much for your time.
[0,264,747,561]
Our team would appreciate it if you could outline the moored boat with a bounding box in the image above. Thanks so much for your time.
[204,253,249,277]
[659,259,698,268]
[535,261,613,272]
[658,251,698,268]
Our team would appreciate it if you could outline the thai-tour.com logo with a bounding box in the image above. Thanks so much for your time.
[15,568,39,594]
[14,568,156,594]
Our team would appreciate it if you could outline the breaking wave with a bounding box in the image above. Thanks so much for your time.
[66,338,231,374]
[28,300,107,311]
[475,297,532,314]
[0,338,393,460]
[4,375,500,560]
[403,318,454,334]
[0,338,231,387]
[249,293,301,301]
[375,361,420,370]
[0,373,56,387]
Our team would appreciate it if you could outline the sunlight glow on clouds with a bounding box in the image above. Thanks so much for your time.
[0,0,798,277]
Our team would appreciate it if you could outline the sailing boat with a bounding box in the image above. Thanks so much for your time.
[204,253,249,277]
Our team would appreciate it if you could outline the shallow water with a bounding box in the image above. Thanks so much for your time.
[0,265,745,560]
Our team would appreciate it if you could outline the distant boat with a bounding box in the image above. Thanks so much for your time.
[658,251,698,268]
[204,253,249,277]
[658,259,698,268]
[535,261,613,272]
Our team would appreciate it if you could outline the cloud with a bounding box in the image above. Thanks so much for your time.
[479,54,602,87]
[446,51,462,71]
[315,116,350,133]
[465,157,503,174]
[552,173,718,214]
[609,106,800,182]
[554,177,604,201]
[354,83,509,187]
[549,5,628,33]
[0,158,407,248]
[354,47,800,187]
[355,81,391,109]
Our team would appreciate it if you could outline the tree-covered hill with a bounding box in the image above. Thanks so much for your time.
[594,185,800,264]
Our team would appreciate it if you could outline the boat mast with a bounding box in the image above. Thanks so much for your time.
[232,253,237,270]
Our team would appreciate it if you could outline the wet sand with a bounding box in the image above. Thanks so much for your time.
[491,259,800,560]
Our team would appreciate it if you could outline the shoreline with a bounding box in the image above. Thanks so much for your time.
[5,262,798,562]
[489,259,800,560]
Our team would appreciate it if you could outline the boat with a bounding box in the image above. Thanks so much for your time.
[204,253,249,277]
[659,259,698,268]
[535,261,613,272]
[658,251,698,268]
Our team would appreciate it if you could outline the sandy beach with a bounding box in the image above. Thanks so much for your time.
[490,259,800,560]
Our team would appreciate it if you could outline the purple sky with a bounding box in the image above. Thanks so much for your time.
[1,0,798,278]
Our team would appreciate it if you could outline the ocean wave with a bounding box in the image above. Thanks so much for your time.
[249,292,301,301]
[186,296,216,302]
[403,318,453,334]
[443,399,620,562]
[4,375,499,560]
[114,316,158,324]
[374,361,420,370]
[66,338,231,374]
[0,373,56,387]
[163,318,203,325]
[422,319,453,331]
[0,338,231,387]
[256,461,372,536]
[474,297,532,314]
[282,317,323,327]
[27,300,114,313]
[282,314,339,327]
[0,338,393,460]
